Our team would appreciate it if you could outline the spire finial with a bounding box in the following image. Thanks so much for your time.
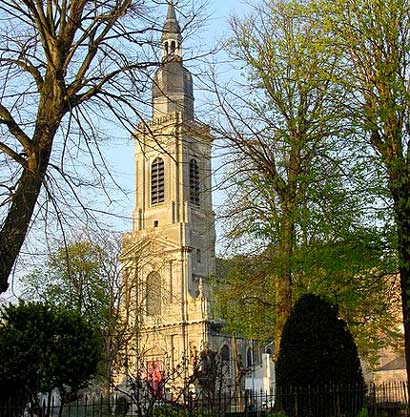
[162,1,181,40]
[161,1,182,61]
[167,1,177,21]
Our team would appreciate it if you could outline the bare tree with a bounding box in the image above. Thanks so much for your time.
[0,0,205,294]
[192,347,246,416]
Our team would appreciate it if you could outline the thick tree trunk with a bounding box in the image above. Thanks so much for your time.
[0,117,58,293]
[0,66,64,294]
[399,262,410,395]
[385,144,410,393]
[391,182,410,392]
[274,272,292,359]
[0,165,46,292]
[273,140,300,358]
[274,214,294,359]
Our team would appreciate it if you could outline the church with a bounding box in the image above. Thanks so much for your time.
[120,2,274,397]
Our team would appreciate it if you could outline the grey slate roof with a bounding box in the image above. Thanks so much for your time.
[162,2,182,41]
[153,1,194,120]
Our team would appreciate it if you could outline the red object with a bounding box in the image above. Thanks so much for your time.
[147,360,163,396]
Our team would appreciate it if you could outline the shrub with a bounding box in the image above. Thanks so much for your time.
[0,301,102,410]
[276,294,365,417]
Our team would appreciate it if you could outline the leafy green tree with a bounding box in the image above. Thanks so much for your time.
[0,301,102,412]
[311,0,410,385]
[22,233,127,395]
[276,294,365,417]
[215,243,401,366]
[214,257,276,341]
[24,238,114,323]
[293,232,402,365]
[213,0,398,361]
[213,0,347,354]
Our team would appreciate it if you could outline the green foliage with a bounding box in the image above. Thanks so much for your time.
[215,233,401,364]
[293,231,402,366]
[23,240,114,326]
[276,294,365,417]
[22,236,124,389]
[213,257,276,340]
[0,301,102,404]
[315,0,410,384]
[357,407,368,417]
[215,0,401,365]
[277,294,364,385]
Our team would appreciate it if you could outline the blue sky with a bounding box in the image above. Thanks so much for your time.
[208,0,242,37]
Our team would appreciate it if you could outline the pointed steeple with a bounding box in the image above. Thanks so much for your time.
[161,1,182,61]
[152,2,194,120]
[162,2,182,41]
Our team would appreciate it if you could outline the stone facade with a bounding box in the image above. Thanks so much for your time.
[120,3,262,392]
[122,109,218,373]
[119,4,279,398]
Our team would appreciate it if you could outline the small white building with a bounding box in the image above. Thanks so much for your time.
[245,353,276,395]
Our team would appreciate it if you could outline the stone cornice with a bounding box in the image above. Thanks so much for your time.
[134,112,212,142]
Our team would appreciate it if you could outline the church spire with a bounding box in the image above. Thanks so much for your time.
[152,2,194,120]
[161,1,182,61]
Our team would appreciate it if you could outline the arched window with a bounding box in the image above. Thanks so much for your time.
[164,41,169,56]
[221,345,230,362]
[247,348,253,368]
[221,344,231,376]
[171,41,176,54]
[151,158,165,205]
[189,158,200,206]
[146,272,161,316]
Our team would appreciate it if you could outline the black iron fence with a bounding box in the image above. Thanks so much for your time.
[1,382,409,417]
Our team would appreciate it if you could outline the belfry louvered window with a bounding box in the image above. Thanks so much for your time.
[151,157,165,205]
[189,158,200,206]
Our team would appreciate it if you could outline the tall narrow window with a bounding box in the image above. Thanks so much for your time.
[146,272,161,316]
[168,260,173,302]
[151,158,165,205]
[247,348,253,368]
[221,345,231,375]
[189,158,200,206]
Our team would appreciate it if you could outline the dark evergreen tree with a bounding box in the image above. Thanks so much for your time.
[276,294,365,417]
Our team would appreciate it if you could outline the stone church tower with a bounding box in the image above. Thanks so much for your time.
[122,2,228,387]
